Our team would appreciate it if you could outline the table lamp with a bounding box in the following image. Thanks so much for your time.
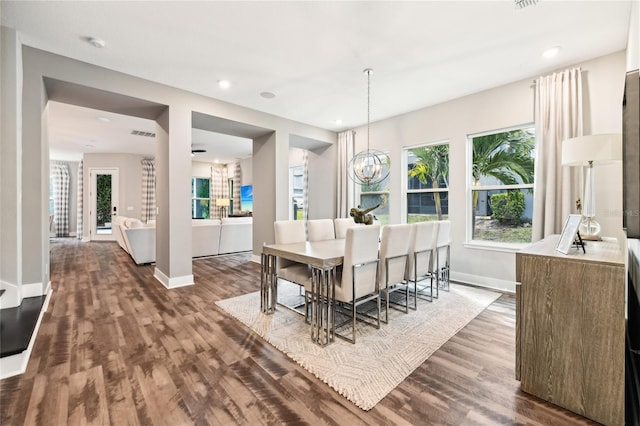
[216,198,230,218]
[561,133,622,240]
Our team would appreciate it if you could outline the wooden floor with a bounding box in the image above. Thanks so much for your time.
[0,239,597,425]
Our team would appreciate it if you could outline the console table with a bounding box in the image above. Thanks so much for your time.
[515,235,624,426]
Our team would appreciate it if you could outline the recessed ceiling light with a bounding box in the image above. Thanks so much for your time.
[542,46,561,58]
[97,116,110,123]
[85,144,94,148]
[260,91,276,99]
[88,37,106,48]
[335,119,343,125]
[218,80,231,89]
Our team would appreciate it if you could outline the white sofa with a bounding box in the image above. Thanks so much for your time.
[192,219,222,257]
[219,217,253,254]
[115,217,156,264]
[115,216,252,264]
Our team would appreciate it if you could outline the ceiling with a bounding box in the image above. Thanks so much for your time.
[47,101,253,163]
[2,0,633,162]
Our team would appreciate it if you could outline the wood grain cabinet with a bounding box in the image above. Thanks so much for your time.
[515,235,625,426]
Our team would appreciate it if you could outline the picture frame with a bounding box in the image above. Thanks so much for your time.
[556,214,583,254]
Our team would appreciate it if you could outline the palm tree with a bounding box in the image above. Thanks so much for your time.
[408,145,449,220]
[471,130,535,232]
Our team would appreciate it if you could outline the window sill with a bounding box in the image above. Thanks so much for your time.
[463,240,530,253]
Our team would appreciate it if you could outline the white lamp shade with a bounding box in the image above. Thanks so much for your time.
[561,133,622,166]
[216,198,230,207]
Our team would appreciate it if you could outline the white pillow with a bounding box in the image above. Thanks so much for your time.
[126,218,144,228]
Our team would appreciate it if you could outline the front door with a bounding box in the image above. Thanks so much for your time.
[89,168,119,241]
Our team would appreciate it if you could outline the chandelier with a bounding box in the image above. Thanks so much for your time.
[348,68,390,186]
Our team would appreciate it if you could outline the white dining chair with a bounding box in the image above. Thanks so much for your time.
[274,220,313,305]
[405,221,439,307]
[307,219,335,242]
[378,224,413,323]
[334,218,357,239]
[435,220,451,292]
[333,224,381,343]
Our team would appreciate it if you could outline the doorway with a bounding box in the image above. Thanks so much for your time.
[89,168,119,241]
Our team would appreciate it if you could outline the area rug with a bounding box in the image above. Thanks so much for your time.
[215,282,500,411]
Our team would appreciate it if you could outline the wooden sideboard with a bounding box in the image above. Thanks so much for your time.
[515,235,625,426]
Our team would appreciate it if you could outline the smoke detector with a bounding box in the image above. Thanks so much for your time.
[88,37,106,48]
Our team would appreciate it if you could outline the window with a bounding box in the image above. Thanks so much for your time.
[359,156,390,226]
[290,165,304,220]
[405,143,449,223]
[191,177,210,219]
[469,126,535,245]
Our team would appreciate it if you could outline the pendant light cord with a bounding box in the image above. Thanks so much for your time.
[365,68,372,154]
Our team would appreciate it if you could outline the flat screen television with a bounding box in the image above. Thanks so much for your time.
[240,185,253,212]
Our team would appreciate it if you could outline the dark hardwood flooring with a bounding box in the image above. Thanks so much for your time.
[0,239,596,425]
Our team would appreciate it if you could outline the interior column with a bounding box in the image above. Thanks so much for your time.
[154,106,193,288]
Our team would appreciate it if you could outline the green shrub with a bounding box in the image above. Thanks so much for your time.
[491,191,525,225]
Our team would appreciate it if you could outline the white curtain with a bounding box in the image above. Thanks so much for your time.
[336,130,355,218]
[532,68,583,241]
[232,162,241,214]
[51,162,70,237]
[140,159,156,223]
[76,160,83,240]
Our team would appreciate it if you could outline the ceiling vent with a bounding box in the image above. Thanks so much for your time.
[131,130,156,138]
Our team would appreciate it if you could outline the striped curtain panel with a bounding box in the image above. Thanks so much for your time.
[211,166,224,219]
[76,160,83,240]
[140,159,156,223]
[303,150,309,221]
[232,162,241,214]
[222,166,229,198]
[51,162,70,237]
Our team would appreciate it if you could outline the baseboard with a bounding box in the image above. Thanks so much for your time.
[22,281,45,298]
[82,237,90,243]
[0,287,52,379]
[0,280,18,308]
[153,268,194,289]
[251,253,261,264]
[450,271,516,294]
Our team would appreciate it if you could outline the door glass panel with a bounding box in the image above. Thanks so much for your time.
[96,173,113,235]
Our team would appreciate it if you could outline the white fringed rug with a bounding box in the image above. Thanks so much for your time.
[216,282,500,411]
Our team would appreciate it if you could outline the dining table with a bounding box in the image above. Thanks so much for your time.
[261,239,345,346]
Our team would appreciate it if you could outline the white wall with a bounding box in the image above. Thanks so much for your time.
[240,158,252,185]
[627,0,639,71]
[1,26,23,307]
[191,160,212,177]
[352,51,626,292]
[82,153,146,239]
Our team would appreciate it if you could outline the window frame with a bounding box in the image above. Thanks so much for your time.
[402,140,450,224]
[191,176,211,219]
[465,123,535,250]
[357,151,391,226]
